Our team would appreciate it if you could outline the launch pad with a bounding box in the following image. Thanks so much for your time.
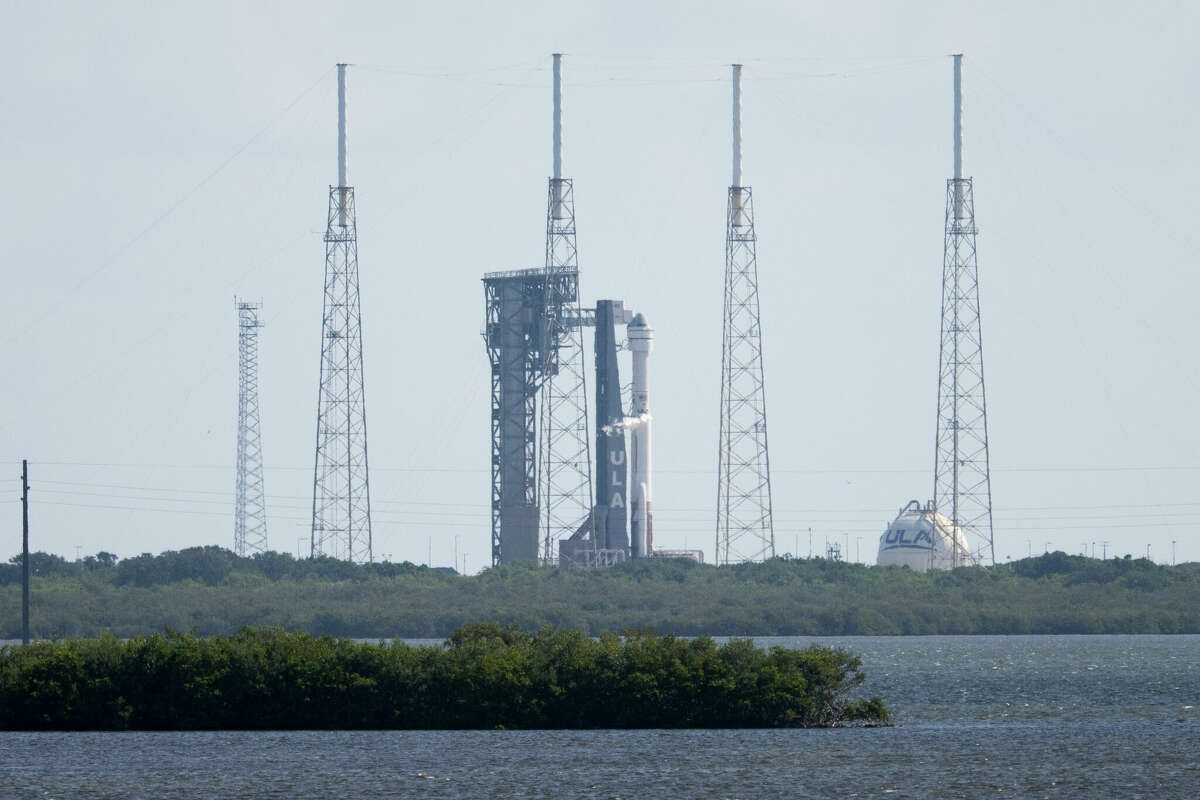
[482,276,657,567]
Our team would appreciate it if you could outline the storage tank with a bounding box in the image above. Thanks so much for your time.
[876,500,976,571]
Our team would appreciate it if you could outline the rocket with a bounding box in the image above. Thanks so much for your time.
[628,313,654,557]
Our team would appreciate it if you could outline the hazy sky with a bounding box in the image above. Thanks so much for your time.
[3,1,1198,570]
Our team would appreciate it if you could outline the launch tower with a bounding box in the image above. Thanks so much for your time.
[483,267,574,563]
[716,64,775,564]
[311,64,373,563]
[932,54,995,566]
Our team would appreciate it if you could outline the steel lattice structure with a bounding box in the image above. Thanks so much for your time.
[932,55,994,567]
[483,267,551,565]
[538,175,594,562]
[716,184,775,564]
[234,299,267,556]
[311,65,373,563]
[481,54,594,567]
[716,65,775,565]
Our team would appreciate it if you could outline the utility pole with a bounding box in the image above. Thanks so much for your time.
[21,460,31,645]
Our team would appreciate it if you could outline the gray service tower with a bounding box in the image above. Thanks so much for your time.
[483,53,677,567]
[482,267,583,563]
[483,287,671,567]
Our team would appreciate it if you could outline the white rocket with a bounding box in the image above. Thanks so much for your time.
[628,313,653,557]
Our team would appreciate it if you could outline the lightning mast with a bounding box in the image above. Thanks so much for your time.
[312,63,373,563]
[538,53,594,562]
[234,299,267,556]
[716,64,775,564]
[933,54,995,566]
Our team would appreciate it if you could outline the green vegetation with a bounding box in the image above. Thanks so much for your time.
[3,548,1199,638]
[0,624,887,730]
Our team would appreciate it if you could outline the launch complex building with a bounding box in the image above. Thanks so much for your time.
[480,53,995,571]
[482,55,674,568]
[233,53,995,573]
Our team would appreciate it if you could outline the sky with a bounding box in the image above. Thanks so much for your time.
[3,1,1199,570]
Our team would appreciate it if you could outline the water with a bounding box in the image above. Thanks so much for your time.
[2,635,1197,798]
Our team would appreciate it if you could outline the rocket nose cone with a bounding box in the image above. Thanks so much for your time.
[630,312,650,328]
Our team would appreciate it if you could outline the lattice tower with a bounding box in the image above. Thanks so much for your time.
[537,53,594,562]
[311,64,373,563]
[933,54,995,567]
[482,267,546,565]
[716,64,775,564]
[234,299,267,556]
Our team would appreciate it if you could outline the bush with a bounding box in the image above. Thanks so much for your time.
[0,625,888,731]
[4,549,1199,638]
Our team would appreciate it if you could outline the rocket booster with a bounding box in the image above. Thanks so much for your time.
[628,313,653,557]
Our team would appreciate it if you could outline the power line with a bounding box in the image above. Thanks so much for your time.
[28,479,1200,517]
[14,457,1200,474]
[30,498,1200,537]
[3,66,334,348]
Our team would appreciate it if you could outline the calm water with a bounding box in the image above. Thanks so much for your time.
[2,635,1197,798]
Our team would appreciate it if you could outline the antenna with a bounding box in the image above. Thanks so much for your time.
[732,64,743,188]
[731,64,748,227]
[337,63,348,187]
[553,53,563,182]
[952,53,964,219]
[717,62,775,564]
[551,53,566,219]
[337,63,349,227]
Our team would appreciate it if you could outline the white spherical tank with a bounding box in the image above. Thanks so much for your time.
[876,500,976,571]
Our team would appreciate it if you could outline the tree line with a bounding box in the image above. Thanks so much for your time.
[3,547,1198,639]
[0,624,888,730]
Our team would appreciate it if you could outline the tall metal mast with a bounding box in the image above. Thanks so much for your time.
[716,64,775,564]
[933,54,994,567]
[538,52,594,563]
[234,299,267,556]
[312,63,373,563]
